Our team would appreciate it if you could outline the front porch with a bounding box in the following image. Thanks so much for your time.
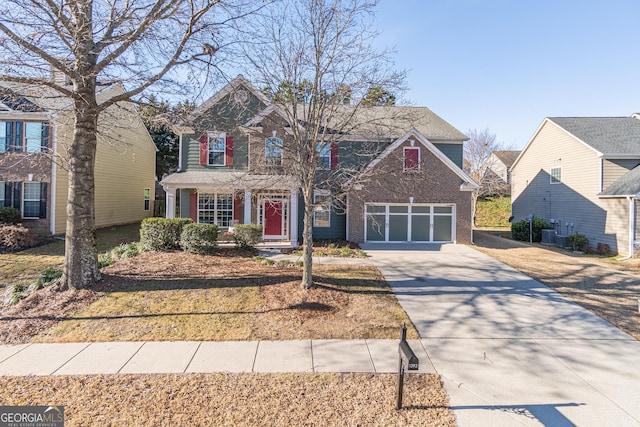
[161,171,300,246]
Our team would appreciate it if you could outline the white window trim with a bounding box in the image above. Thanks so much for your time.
[265,136,283,166]
[143,188,151,211]
[550,167,561,184]
[313,189,331,228]
[207,132,226,166]
[22,182,40,219]
[198,192,234,228]
[317,142,331,170]
[403,147,420,172]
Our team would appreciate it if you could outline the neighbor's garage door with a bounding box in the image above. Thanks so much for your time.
[365,204,454,243]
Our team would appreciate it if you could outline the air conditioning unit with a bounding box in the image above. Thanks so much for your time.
[555,235,570,248]
[541,229,556,245]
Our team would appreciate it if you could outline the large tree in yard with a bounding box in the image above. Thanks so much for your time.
[243,0,404,289]
[0,0,253,290]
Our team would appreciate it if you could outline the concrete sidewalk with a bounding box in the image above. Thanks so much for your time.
[0,339,433,376]
[362,243,640,427]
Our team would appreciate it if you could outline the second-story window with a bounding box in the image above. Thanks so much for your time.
[208,134,226,166]
[317,143,330,169]
[403,147,420,172]
[265,137,283,166]
[550,167,561,184]
[0,121,49,153]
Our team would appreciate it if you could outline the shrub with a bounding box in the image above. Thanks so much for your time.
[597,243,610,255]
[569,233,589,252]
[111,242,143,261]
[233,224,263,249]
[0,224,42,252]
[28,267,62,292]
[511,217,551,242]
[180,223,218,254]
[140,217,193,251]
[294,260,304,267]
[0,207,21,225]
[98,252,114,268]
[4,283,27,305]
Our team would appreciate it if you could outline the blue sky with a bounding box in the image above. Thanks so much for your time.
[374,0,640,149]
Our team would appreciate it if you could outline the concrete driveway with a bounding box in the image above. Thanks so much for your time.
[361,243,640,427]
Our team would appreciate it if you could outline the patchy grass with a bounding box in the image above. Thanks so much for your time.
[475,196,511,227]
[0,223,141,291]
[25,250,417,343]
[0,373,455,427]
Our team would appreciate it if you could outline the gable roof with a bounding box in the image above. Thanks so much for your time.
[350,128,479,190]
[491,150,520,167]
[599,165,640,197]
[0,88,44,112]
[190,75,271,119]
[547,117,640,156]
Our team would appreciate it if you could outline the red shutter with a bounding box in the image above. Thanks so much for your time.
[330,143,338,170]
[404,148,419,171]
[225,135,234,166]
[189,193,198,222]
[199,135,208,166]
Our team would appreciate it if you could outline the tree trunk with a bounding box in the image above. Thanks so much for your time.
[300,184,314,289]
[59,90,101,290]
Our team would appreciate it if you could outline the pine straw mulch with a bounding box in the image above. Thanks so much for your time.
[472,231,640,340]
[0,373,455,427]
[0,249,416,344]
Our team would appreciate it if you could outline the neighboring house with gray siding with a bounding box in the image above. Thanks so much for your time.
[161,75,479,246]
[511,116,640,256]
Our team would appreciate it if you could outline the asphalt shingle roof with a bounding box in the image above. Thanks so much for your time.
[600,165,640,196]
[548,117,640,155]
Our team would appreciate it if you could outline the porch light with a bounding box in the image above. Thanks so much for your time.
[272,130,277,137]
[409,196,414,204]
[27,174,33,181]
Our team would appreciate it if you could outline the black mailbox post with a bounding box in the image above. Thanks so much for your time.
[397,323,419,410]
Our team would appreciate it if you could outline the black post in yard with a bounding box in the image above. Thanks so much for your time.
[397,323,419,410]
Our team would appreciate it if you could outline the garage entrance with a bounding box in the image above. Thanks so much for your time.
[365,204,454,243]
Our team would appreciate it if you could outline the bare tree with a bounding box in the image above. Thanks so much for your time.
[464,128,506,225]
[0,0,255,290]
[242,0,404,289]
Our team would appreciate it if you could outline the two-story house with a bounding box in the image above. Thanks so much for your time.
[0,80,156,235]
[161,75,478,246]
[511,116,640,256]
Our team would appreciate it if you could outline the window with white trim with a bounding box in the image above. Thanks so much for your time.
[403,147,420,172]
[198,193,233,227]
[0,121,49,153]
[22,182,41,218]
[265,137,283,166]
[208,134,226,166]
[550,167,561,184]
[317,142,330,169]
[313,190,331,227]
[144,188,151,211]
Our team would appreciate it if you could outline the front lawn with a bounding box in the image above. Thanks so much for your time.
[2,250,418,343]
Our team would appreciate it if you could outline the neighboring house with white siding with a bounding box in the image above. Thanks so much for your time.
[511,116,640,256]
[0,81,156,235]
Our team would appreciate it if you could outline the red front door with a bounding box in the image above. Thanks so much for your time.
[264,200,283,236]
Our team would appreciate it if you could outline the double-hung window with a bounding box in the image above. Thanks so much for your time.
[208,134,226,166]
[144,188,151,211]
[198,193,234,227]
[265,137,283,166]
[317,143,331,169]
[0,121,48,153]
[550,167,561,184]
[313,190,331,227]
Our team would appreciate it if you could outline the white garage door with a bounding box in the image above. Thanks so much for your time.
[365,204,454,243]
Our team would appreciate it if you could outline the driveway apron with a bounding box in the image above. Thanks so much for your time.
[362,243,640,427]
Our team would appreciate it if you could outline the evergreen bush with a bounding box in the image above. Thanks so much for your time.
[140,217,193,251]
[233,224,263,249]
[0,207,21,225]
[181,223,218,254]
[511,217,550,242]
[569,233,589,252]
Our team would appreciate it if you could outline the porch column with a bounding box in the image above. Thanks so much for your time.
[165,187,176,218]
[244,188,252,224]
[290,188,299,246]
